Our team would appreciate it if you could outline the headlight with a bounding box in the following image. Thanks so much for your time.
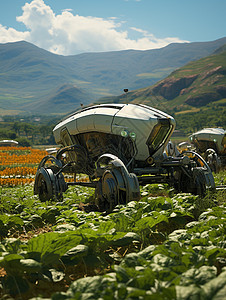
[121,130,129,137]
[129,132,136,140]
[121,130,136,140]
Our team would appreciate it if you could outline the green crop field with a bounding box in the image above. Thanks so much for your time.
[0,170,225,299]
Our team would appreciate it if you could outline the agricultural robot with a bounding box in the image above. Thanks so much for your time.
[34,103,215,211]
[189,128,226,173]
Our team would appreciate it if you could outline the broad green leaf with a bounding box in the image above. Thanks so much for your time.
[97,220,116,234]
[135,214,168,232]
[8,215,24,227]
[212,284,226,300]
[180,266,217,286]
[202,270,226,299]
[27,231,82,265]
[3,275,29,296]
[111,232,140,247]
[147,197,173,211]
[168,229,189,242]
[114,214,131,232]
[27,232,60,254]
[61,244,88,264]
[168,211,193,227]
[135,216,156,231]
[0,215,9,224]
[43,234,83,265]
[54,224,77,232]
[2,253,23,262]
[120,252,144,268]
[0,254,24,275]
[2,238,23,253]
[126,287,147,298]
[67,274,116,297]
[114,282,127,299]
[151,286,176,300]
[19,258,42,273]
[176,284,202,300]
[133,267,156,289]
[152,253,174,267]
[41,208,60,224]
[205,248,226,264]
[139,245,156,260]
[114,265,130,283]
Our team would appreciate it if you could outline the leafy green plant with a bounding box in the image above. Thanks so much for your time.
[0,172,225,299]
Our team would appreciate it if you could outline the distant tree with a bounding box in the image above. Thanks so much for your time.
[12,122,21,135]
[23,123,35,137]
[0,129,17,139]
[39,125,51,138]
[16,137,31,147]
[7,130,17,139]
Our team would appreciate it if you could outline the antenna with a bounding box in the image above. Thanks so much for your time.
[124,89,128,104]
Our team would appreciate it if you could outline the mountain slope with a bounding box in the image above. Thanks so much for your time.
[0,37,226,114]
[0,41,94,114]
[70,37,226,92]
[103,44,226,115]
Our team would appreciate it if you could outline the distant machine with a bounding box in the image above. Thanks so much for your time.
[189,128,226,172]
[0,140,18,147]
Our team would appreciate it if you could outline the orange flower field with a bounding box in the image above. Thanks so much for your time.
[0,146,48,187]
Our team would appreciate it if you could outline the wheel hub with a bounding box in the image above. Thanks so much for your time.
[95,154,140,211]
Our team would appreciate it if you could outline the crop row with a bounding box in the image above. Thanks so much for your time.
[0,146,47,166]
[0,147,91,187]
[0,146,47,186]
[0,183,225,299]
[0,166,37,177]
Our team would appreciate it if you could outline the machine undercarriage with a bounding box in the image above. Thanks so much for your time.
[34,136,215,212]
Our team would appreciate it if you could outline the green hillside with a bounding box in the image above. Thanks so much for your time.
[1,38,226,114]
[0,42,95,115]
[101,45,226,133]
[156,44,226,111]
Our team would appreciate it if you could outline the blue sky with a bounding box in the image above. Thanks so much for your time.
[0,0,225,55]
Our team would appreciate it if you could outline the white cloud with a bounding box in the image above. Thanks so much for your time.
[0,24,29,43]
[61,9,73,13]
[0,0,188,55]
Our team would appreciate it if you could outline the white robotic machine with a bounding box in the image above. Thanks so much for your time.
[34,103,215,211]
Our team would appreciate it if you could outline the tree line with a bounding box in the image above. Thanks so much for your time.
[173,105,225,135]
[0,116,60,146]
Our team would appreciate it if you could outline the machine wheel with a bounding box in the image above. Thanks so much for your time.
[34,155,68,201]
[175,167,207,196]
[176,151,215,196]
[205,148,221,173]
[192,167,207,195]
[95,154,140,212]
[34,166,67,201]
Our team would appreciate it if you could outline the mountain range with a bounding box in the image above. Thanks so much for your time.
[0,37,226,115]
[100,44,226,115]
